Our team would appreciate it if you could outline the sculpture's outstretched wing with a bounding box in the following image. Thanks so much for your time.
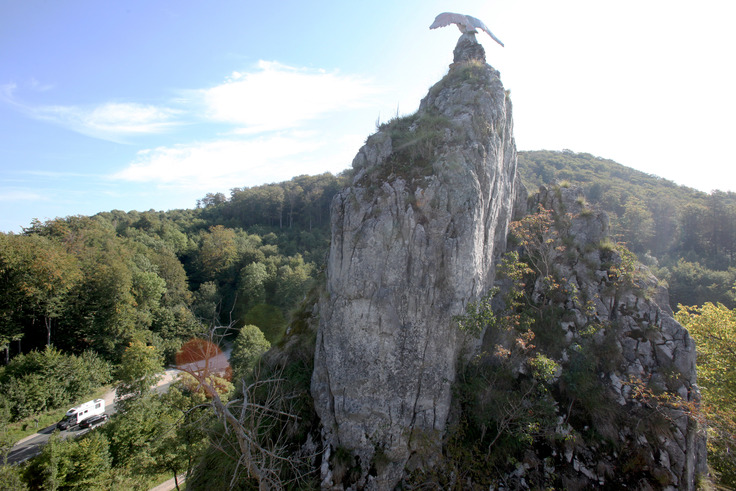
[466,15,505,47]
[430,12,505,48]
[429,12,470,30]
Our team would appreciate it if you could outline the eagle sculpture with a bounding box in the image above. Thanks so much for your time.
[430,12,504,47]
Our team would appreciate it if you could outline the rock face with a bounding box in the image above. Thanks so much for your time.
[311,36,522,488]
[511,185,708,489]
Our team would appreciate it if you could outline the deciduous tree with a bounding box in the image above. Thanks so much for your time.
[230,325,270,381]
[676,302,736,486]
[115,341,163,407]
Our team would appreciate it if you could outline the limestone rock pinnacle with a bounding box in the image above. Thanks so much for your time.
[311,49,521,487]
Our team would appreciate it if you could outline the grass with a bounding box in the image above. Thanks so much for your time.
[598,237,616,253]
[428,59,488,100]
[354,111,454,200]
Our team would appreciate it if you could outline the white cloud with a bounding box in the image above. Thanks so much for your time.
[32,102,182,142]
[113,133,333,190]
[29,78,54,92]
[200,61,380,133]
[0,83,17,102]
[0,82,181,143]
[110,60,381,192]
[0,189,48,202]
[3,60,380,146]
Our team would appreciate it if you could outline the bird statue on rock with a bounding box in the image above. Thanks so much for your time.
[430,12,504,47]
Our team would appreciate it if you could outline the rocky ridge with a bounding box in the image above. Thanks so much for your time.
[495,185,708,489]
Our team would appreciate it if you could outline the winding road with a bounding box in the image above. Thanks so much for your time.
[6,368,181,465]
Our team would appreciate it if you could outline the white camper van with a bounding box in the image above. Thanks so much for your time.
[56,399,105,430]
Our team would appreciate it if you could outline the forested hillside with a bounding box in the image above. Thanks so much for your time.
[3,152,734,373]
[0,172,344,364]
[0,172,346,488]
[518,150,736,308]
[1,152,735,488]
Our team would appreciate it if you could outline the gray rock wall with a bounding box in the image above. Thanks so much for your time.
[311,39,522,488]
[525,186,708,489]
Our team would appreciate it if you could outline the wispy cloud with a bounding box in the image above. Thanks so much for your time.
[1,82,182,143]
[3,60,379,149]
[0,83,17,102]
[29,78,54,92]
[111,60,380,190]
[4,61,379,196]
[31,102,182,143]
[200,61,380,133]
[0,189,48,202]
[113,134,326,190]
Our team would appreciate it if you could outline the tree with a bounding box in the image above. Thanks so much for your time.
[1,234,81,348]
[0,234,28,362]
[679,202,709,257]
[197,226,238,280]
[105,394,166,469]
[667,259,736,308]
[177,336,308,490]
[191,281,220,325]
[230,325,271,381]
[131,270,167,328]
[24,432,111,490]
[243,305,285,344]
[649,196,679,256]
[0,347,111,421]
[64,432,112,489]
[618,197,655,253]
[239,262,268,311]
[0,463,26,490]
[509,205,562,281]
[142,384,216,489]
[197,192,227,209]
[104,386,210,491]
[676,303,736,487]
[273,255,313,312]
[115,341,163,407]
[59,233,139,359]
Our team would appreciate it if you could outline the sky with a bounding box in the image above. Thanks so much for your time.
[1,0,735,232]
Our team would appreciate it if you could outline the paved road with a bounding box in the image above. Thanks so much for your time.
[149,474,186,491]
[7,368,181,465]
[7,347,231,466]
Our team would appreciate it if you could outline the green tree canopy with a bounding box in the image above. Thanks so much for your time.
[24,431,111,490]
[115,341,163,407]
[230,325,271,381]
[676,303,736,486]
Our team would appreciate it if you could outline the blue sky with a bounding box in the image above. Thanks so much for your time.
[1,0,734,232]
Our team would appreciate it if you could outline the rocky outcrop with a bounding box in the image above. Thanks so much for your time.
[507,185,708,489]
[308,32,707,490]
[311,36,522,488]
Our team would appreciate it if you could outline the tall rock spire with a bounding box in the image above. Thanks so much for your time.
[311,50,522,487]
